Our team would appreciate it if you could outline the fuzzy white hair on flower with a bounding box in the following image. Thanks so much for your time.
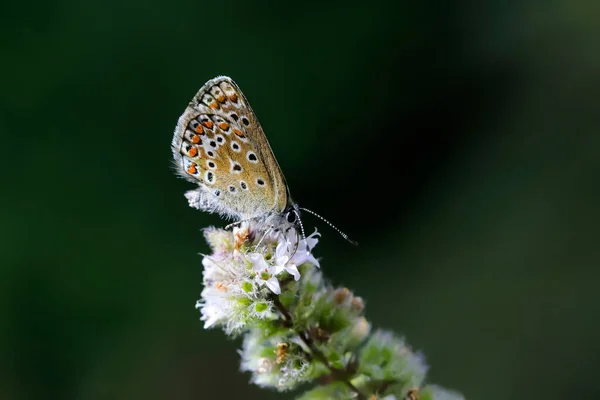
[196,293,227,329]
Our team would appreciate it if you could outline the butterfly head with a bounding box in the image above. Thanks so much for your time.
[271,202,357,247]
[283,203,305,241]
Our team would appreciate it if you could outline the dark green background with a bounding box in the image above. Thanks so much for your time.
[2,1,599,399]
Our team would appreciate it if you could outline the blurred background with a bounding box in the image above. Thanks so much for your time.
[2,1,599,399]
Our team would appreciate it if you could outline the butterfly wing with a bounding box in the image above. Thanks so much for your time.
[172,76,290,221]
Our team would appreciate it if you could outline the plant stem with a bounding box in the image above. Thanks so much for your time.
[273,296,367,400]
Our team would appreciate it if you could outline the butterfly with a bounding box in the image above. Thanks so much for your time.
[171,76,355,243]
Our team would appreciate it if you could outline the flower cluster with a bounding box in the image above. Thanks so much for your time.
[196,225,320,335]
[195,223,464,399]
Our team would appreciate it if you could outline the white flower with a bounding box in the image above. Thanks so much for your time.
[203,226,235,254]
[239,329,279,388]
[248,252,281,294]
[196,255,235,328]
[273,241,300,281]
[278,357,310,388]
[197,290,228,329]
[240,329,311,390]
[288,230,321,268]
[195,227,321,334]
[196,245,269,334]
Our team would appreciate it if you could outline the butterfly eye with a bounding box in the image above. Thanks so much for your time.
[286,212,296,223]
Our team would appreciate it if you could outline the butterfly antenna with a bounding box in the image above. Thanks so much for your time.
[299,207,358,245]
[293,209,307,244]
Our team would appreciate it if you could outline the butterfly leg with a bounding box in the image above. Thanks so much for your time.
[225,217,255,230]
[254,225,277,251]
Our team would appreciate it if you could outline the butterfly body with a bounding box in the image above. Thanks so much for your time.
[172,76,296,228]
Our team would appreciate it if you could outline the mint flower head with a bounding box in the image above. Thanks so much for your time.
[195,223,320,334]
[193,222,464,399]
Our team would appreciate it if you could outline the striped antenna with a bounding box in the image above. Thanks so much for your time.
[299,207,358,245]
[293,208,307,244]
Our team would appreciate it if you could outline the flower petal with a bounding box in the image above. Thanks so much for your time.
[265,277,281,294]
[290,244,309,266]
[247,252,269,272]
[275,241,288,260]
[307,253,320,268]
[285,265,301,281]
[305,230,321,250]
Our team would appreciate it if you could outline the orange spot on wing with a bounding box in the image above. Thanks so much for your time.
[191,135,201,144]
[203,120,214,129]
[228,94,238,103]
[189,147,198,157]
[218,122,229,130]
[187,163,198,175]
[233,128,245,138]
[209,102,219,110]
[195,125,204,134]
[216,95,226,103]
